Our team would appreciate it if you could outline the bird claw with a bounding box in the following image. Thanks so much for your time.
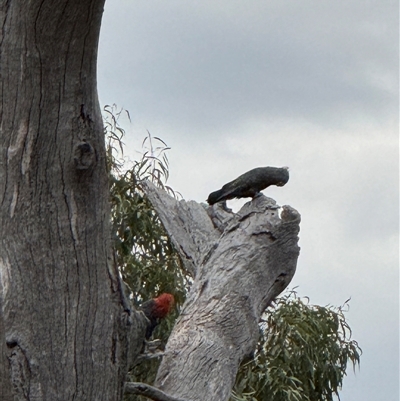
[220,201,232,212]
[144,339,163,352]
[136,350,165,363]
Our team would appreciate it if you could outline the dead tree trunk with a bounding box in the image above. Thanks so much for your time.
[0,1,136,399]
[140,181,301,401]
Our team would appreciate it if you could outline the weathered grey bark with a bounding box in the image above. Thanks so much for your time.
[0,1,136,399]
[125,382,187,401]
[142,181,300,401]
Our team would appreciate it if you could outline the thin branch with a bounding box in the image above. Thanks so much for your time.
[124,382,188,401]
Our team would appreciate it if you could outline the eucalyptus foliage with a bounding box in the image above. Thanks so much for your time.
[232,291,361,401]
[104,106,361,401]
[104,104,187,340]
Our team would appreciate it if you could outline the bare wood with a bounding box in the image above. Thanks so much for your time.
[125,382,187,401]
[143,182,300,401]
[141,181,228,277]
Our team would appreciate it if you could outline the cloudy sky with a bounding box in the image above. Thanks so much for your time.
[97,1,399,400]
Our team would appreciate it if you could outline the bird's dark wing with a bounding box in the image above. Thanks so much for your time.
[138,299,158,338]
[138,299,154,319]
[207,166,289,205]
[207,181,251,204]
[145,319,159,339]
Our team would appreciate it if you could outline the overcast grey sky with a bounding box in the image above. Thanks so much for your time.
[97,1,399,400]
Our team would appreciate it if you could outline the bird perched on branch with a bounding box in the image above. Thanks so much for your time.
[139,293,175,339]
[207,166,289,205]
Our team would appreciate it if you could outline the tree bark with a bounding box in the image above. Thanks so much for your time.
[142,182,301,401]
[0,1,133,399]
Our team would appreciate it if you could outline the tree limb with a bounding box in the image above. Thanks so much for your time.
[124,382,188,401]
[141,180,222,277]
[142,181,301,401]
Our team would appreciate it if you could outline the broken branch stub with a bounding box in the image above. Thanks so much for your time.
[142,181,300,401]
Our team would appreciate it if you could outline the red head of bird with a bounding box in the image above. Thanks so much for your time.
[152,293,175,319]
